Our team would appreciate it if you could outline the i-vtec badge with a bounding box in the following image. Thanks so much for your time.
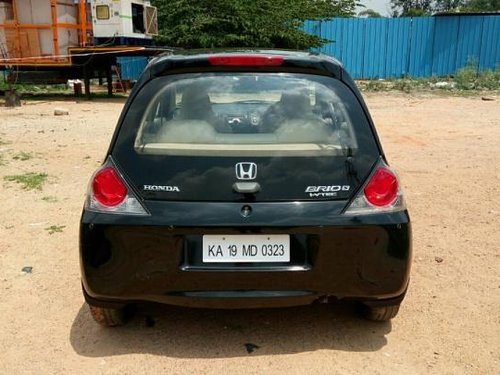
[305,185,350,197]
[143,185,180,192]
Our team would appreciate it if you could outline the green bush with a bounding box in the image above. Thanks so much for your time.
[455,60,500,91]
[360,65,499,94]
[364,80,387,92]
[393,79,415,93]
[455,64,478,90]
[476,69,500,90]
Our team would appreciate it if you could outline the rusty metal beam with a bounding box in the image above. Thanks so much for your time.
[79,0,88,46]
[10,0,21,59]
[0,23,83,30]
[50,0,60,58]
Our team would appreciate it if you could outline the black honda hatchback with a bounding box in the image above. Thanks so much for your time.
[80,50,412,326]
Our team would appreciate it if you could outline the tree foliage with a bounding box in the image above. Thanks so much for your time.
[433,0,467,12]
[151,0,356,49]
[391,0,499,16]
[391,0,433,16]
[462,0,500,11]
[358,9,383,17]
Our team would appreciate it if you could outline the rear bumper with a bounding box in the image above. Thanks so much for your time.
[80,207,412,309]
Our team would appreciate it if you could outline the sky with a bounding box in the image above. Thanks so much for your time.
[356,0,392,16]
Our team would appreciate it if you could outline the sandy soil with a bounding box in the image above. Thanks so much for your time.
[0,93,499,374]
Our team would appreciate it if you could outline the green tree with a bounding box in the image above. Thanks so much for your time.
[463,0,500,11]
[358,9,383,17]
[433,0,467,12]
[391,0,433,16]
[391,0,499,15]
[151,0,356,49]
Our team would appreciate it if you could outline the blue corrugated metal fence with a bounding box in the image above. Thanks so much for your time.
[117,56,149,81]
[117,16,499,81]
[305,15,500,79]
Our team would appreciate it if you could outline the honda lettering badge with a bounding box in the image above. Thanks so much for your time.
[235,162,257,180]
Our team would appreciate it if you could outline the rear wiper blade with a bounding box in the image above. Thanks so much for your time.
[342,145,353,157]
[344,148,361,185]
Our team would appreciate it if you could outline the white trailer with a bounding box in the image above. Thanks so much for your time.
[91,0,157,42]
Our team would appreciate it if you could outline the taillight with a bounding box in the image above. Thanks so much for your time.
[344,161,405,215]
[85,157,149,216]
[93,167,127,207]
[208,55,284,66]
[364,168,398,207]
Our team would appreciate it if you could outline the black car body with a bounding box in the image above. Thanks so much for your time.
[80,50,412,326]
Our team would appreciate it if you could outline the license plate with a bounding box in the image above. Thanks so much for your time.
[202,235,290,263]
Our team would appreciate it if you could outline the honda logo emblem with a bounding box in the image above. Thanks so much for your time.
[235,162,257,180]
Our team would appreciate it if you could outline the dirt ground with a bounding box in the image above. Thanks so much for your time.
[0,92,498,374]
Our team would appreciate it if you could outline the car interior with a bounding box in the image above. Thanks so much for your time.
[135,74,357,156]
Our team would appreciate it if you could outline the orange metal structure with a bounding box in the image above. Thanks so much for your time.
[0,0,167,97]
[0,0,91,66]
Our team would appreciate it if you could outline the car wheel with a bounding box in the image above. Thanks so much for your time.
[88,305,127,327]
[361,304,400,321]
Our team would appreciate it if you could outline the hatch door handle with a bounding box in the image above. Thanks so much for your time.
[232,182,261,194]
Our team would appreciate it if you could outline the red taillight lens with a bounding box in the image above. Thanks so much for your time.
[92,167,127,207]
[208,55,284,66]
[364,168,399,207]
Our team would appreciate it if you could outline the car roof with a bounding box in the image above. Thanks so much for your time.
[145,49,345,80]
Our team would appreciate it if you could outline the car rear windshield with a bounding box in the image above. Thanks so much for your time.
[134,73,363,157]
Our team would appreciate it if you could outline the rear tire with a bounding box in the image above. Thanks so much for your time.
[88,304,127,327]
[361,304,400,321]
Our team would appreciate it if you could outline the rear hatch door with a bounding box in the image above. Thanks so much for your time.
[112,72,380,203]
